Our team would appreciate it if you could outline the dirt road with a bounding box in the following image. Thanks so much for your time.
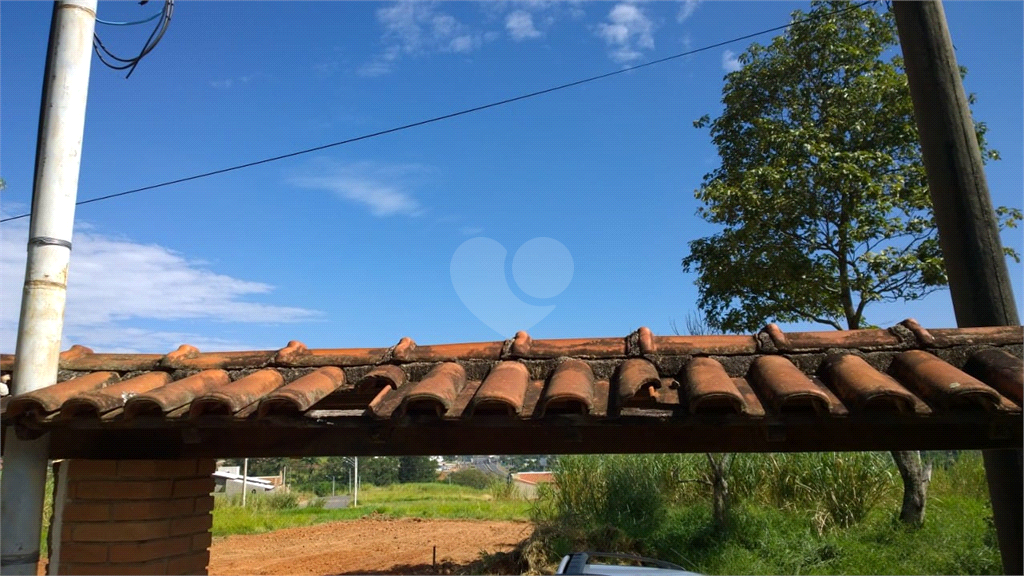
[209,517,533,575]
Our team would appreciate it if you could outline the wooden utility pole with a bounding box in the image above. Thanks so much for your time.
[893,2,1022,574]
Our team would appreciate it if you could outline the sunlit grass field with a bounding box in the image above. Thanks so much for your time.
[211,482,531,537]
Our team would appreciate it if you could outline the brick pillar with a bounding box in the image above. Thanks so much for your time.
[48,459,215,575]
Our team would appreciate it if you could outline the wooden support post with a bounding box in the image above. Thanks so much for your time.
[893,2,1022,574]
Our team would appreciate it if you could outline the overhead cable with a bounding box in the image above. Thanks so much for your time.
[1,0,874,224]
[93,0,174,78]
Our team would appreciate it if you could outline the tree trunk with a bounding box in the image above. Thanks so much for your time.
[706,453,731,528]
[843,316,931,526]
[891,450,932,525]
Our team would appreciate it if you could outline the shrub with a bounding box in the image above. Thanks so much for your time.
[447,468,493,489]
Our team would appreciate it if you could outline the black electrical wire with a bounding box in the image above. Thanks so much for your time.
[93,0,173,78]
[1,0,875,224]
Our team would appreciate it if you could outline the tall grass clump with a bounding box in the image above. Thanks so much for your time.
[214,490,301,512]
[488,479,520,501]
[764,452,894,529]
[534,454,677,549]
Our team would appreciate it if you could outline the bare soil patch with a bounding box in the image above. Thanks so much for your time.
[209,517,534,575]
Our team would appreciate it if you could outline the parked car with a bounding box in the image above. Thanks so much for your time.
[556,552,701,575]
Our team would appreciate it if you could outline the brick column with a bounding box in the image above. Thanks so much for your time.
[48,459,215,575]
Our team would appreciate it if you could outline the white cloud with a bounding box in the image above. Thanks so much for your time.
[596,3,655,64]
[360,2,487,76]
[677,0,703,23]
[506,10,541,41]
[209,74,257,90]
[722,49,742,72]
[0,220,320,353]
[289,161,427,217]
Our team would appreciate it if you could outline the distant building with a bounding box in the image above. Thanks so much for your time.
[510,471,555,499]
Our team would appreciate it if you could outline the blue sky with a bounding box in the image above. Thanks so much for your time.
[1,1,1021,353]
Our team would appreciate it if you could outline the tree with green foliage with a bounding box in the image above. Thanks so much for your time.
[398,456,438,483]
[682,1,1020,525]
[685,1,1019,334]
[360,456,400,487]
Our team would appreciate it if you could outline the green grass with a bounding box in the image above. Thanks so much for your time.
[212,482,531,537]
[212,454,1000,575]
[521,452,1001,576]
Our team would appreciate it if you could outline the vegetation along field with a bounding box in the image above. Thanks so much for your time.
[210,451,1000,575]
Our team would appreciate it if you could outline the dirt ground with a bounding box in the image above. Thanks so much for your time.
[208,517,534,575]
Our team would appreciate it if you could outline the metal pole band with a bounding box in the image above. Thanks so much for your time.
[1,552,41,566]
[28,236,72,250]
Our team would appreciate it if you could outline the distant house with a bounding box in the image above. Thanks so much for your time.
[511,471,554,499]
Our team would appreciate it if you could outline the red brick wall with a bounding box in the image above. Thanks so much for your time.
[50,459,215,575]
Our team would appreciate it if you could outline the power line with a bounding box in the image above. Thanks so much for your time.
[93,0,174,78]
[2,0,874,225]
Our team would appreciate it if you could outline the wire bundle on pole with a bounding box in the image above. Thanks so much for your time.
[93,0,174,78]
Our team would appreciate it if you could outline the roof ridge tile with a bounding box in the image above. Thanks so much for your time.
[274,341,309,364]
[161,345,201,368]
[510,331,532,357]
[898,318,935,346]
[390,337,417,362]
[60,345,94,363]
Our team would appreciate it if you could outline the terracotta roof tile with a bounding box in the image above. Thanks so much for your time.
[750,356,845,415]
[258,367,346,417]
[890,350,1005,411]
[681,358,747,415]
[59,372,172,419]
[1,320,1020,458]
[646,334,758,356]
[356,365,406,394]
[123,370,231,419]
[539,359,595,416]
[6,371,120,419]
[615,359,661,403]
[469,362,531,417]
[965,348,1023,405]
[190,369,285,417]
[400,363,467,417]
[820,354,928,414]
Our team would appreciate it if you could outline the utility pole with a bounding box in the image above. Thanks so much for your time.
[0,1,97,573]
[893,2,1022,574]
[354,456,359,507]
[242,458,249,507]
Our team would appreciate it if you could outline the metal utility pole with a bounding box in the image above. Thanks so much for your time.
[354,456,359,507]
[893,2,1022,574]
[242,458,249,507]
[0,1,97,573]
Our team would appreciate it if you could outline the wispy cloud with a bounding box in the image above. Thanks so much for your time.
[677,0,703,23]
[722,49,742,72]
[506,10,541,41]
[209,74,258,90]
[596,3,655,64]
[0,219,320,353]
[359,2,488,77]
[289,160,428,217]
